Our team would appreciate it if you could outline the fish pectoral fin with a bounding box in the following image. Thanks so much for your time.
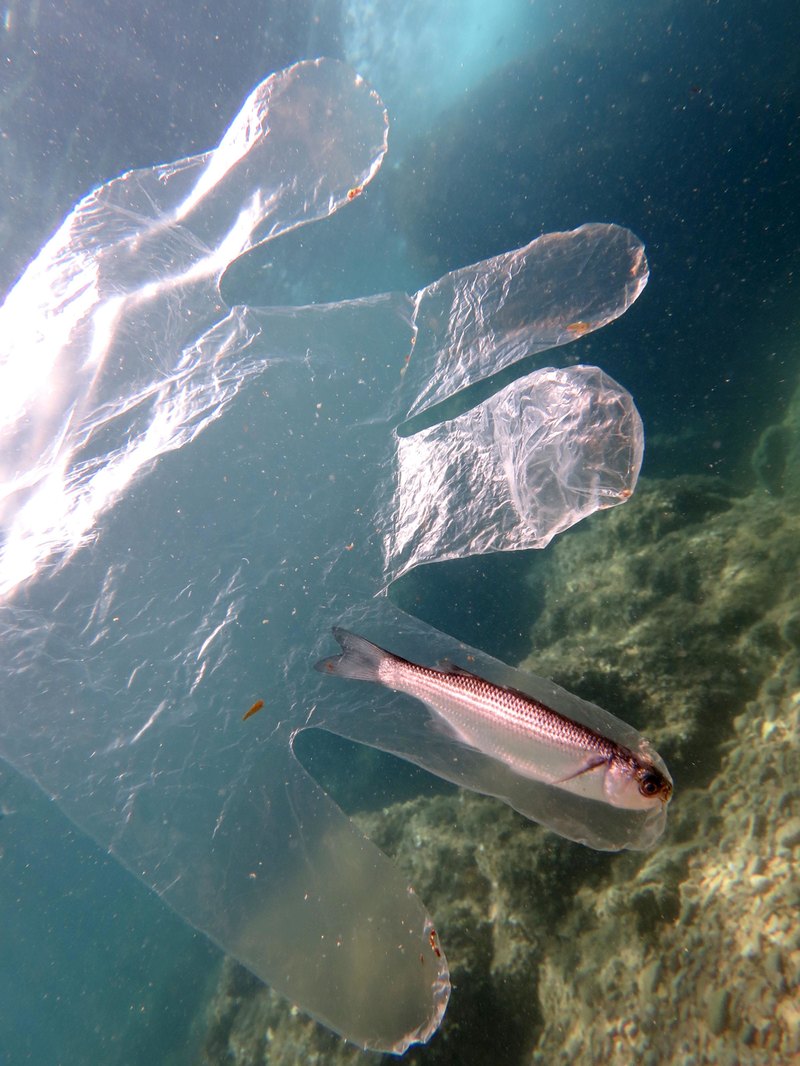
[554,755,610,785]
[424,708,479,748]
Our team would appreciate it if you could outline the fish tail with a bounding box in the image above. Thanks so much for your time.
[314,627,390,682]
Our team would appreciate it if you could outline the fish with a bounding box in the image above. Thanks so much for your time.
[315,628,672,812]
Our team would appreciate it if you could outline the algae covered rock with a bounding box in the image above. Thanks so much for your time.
[522,477,800,777]
[522,475,800,1064]
[752,366,800,501]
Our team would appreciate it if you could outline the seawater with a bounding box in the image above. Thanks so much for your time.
[0,1,797,1063]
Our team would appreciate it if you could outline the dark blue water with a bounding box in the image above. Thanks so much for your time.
[0,1,797,1063]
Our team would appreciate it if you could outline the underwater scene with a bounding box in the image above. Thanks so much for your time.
[0,1,797,1064]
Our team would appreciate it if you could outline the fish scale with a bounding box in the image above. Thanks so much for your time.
[383,657,618,756]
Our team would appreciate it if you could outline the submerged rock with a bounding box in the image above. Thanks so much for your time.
[522,476,800,1064]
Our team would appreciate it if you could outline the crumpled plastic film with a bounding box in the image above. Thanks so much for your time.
[385,365,642,581]
[0,58,653,1053]
[401,223,648,419]
[0,57,389,596]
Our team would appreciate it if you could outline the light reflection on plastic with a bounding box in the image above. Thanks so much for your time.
[0,58,658,1054]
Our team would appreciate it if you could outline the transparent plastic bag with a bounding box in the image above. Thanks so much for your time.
[0,59,655,1052]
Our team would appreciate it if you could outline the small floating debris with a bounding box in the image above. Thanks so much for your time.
[243,699,264,721]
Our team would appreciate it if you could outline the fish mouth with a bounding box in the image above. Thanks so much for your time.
[649,776,673,806]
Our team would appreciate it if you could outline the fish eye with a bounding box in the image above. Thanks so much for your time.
[639,772,662,797]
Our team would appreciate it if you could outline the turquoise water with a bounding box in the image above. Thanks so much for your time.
[1,2,798,1063]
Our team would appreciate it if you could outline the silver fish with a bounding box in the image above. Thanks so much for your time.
[315,628,672,812]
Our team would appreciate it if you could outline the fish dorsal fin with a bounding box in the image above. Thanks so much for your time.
[437,658,480,678]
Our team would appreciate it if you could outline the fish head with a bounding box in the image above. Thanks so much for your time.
[603,750,673,811]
